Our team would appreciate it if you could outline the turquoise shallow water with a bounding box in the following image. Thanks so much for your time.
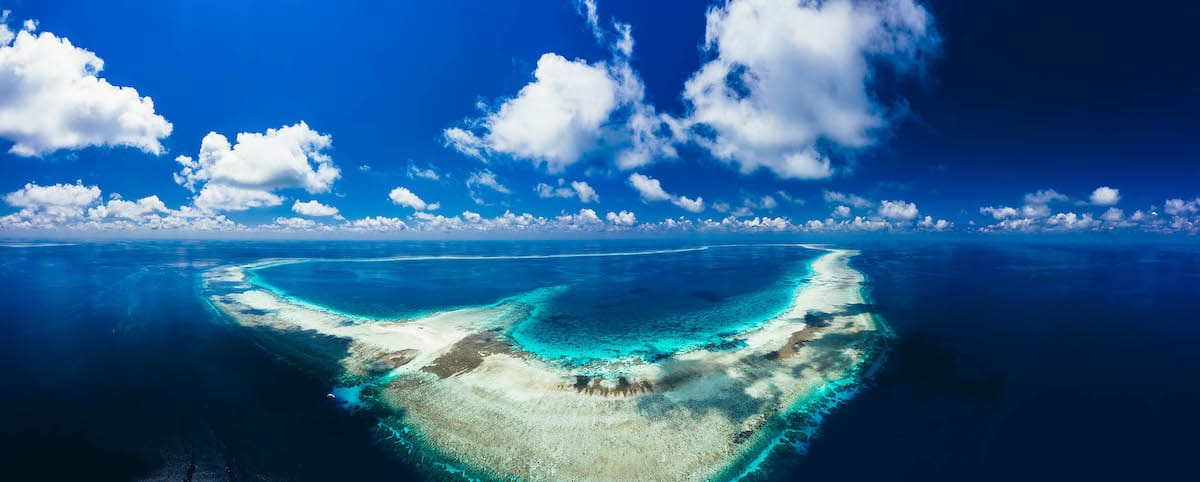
[249,245,819,364]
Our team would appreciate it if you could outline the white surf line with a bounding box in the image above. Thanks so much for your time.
[0,242,76,248]
[243,243,827,271]
[244,246,713,270]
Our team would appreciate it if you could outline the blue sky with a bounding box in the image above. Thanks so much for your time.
[0,0,1197,237]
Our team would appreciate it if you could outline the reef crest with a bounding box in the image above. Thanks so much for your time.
[203,246,881,481]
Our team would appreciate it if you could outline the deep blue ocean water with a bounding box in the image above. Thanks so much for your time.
[1,240,1198,481]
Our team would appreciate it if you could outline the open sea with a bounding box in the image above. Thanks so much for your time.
[1,239,1197,481]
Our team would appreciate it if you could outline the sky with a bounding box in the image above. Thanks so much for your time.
[0,0,1197,237]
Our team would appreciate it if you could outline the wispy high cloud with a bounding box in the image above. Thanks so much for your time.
[823,190,874,209]
[535,179,599,203]
[627,173,704,213]
[407,164,441,181]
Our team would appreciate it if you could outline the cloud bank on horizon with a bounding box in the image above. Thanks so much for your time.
[0,1,1197,236]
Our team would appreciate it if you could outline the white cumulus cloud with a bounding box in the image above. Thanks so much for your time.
[388,186,434,211]
[680,0,938,179]
[445,53,619,171]
[444,11,677,173]
[5,181,101,211]
[274,216,318,230]
[348,216,408,231]
[1045,212,1099,230]
[918,215,951,230]
[1009,189,1068,218]
[571,180,599,203]
[1164,198,1199,216]
[980,206,1018,219]
[1,181,238,231]
[879,200,919,221]
[175,122,339,211]
[192,183,284,211]
[555,208,602,226]
[88,195,167,220]
[672,195,705,213]
[1089,186,1120,205]
[292,200,339,217]
[606,210,637,226]
[0,19,173,156]
[974,191,1200,234]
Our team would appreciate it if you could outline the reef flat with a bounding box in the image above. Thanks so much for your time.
[202,246,882,481]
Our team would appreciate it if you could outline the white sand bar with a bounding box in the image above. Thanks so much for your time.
[203,247,881,481]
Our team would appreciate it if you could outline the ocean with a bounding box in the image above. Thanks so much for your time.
[1,239,1197,481]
